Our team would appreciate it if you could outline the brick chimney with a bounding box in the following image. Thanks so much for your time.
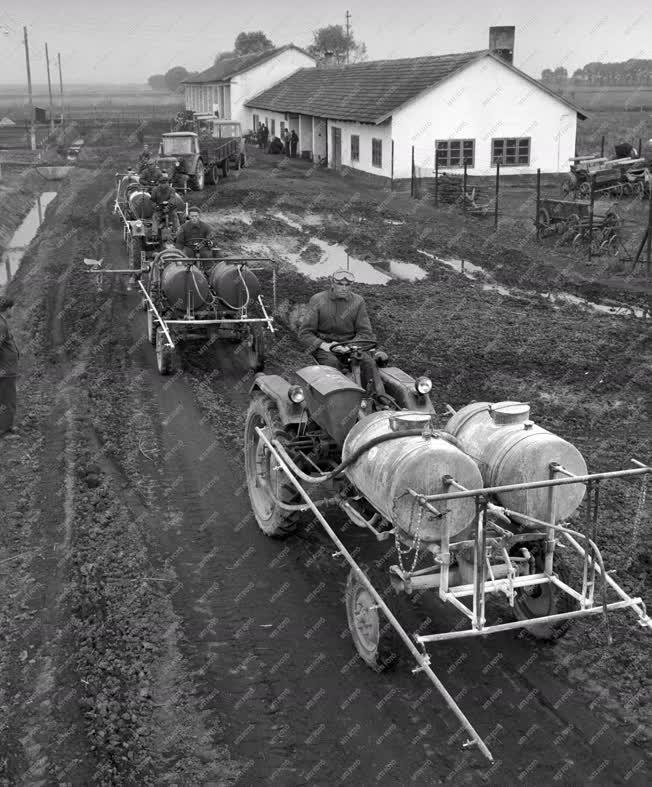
[489,26,515,65]
[322,50,335,68]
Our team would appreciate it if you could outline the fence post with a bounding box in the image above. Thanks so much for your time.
[535,168,541,241]
[638,137,642,157]
[494,160,500,231]
[600,135,605,158]
[588,173,596,262]
[647,181,652,276]
[434,155,439,208]
[411,145,415,198]
[390,139,394,191]
[463,161,468,212]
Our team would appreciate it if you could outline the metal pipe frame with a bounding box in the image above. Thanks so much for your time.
[254,425,495,763]
[164,317,273,325]
[137,280,175,349]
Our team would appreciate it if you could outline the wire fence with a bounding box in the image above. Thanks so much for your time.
[410,145,652,274]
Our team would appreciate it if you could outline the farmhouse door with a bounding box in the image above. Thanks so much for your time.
[331,127,342,169]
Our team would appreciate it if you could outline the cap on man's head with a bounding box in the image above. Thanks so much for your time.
[160,172,170,180]
[331,269,355,283]
[188,206,201,215]
[0,296,15,312]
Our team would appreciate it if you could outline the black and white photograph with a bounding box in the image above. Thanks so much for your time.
[0,1,650,784]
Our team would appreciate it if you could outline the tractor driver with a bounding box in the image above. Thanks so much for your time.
[150,173,180,240]
[298,269,377,369]
[175,206,213,259]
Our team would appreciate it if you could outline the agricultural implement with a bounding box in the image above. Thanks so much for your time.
[113,171,188,280]
[537,197,622,255]
[244,345,651,762]
[562,155,646,199]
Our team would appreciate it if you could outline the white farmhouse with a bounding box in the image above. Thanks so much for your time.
[182,45,316,127]
[245,28,586,179]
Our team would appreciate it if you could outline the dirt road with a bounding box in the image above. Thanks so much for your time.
[1,158,649,785]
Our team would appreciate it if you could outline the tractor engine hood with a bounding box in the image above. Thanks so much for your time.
[157,156,189,175]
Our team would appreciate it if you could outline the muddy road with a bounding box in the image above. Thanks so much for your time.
[1,160,649,785]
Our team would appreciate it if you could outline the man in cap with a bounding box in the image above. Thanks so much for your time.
[298,269,376,368]
[0,296,19,439]
[137,144,151,169]
[150,172,181,240]
[175,206,213,259]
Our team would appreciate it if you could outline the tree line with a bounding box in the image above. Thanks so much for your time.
[147,26,366,92]
[541,59,652,86]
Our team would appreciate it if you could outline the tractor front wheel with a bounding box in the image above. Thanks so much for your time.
[245,325,265,372]
[155,327,174,375]
[244,393,301,538]
[513,549,573,640]
[191,161,205,191]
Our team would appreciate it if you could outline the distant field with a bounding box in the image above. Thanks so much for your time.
[575,110,652,155]
[555,84,652,112]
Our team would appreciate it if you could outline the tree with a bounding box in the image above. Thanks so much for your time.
[147,74,167,90]
[214,50,235,66]
[553,66,568,83]
[164,66,189,93]
[541,68,553,81]
[234,31,274,56]
[308,24,367,64]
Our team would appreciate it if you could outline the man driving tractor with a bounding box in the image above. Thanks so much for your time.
[298,269,379,369]
[175,206,213,258]
[150,173,181,241]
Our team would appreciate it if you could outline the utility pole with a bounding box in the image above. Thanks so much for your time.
[45,42,55,133]
[23,26,36,150]
[345,10,351,64]
[57,52,64,128]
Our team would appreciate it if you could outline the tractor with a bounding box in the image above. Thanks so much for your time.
[243,344,651,763]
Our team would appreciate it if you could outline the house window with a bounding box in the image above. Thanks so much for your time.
[270,119,276,136]
[435,139,475,168]
[492,138,530,166]
[351,135,360,162]
[372,138,382,168]
[280,121,286,134]
[253,114,260,130]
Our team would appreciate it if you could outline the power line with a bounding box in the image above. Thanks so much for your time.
[345,10,351,65]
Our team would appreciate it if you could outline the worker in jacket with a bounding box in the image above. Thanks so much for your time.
[298,269,376,369]
[175,206,213,258]
[150,173,180,240]
[290,130,299,158]
[0,296,19,439]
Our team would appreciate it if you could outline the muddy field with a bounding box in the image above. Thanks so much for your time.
[0,147,650,785]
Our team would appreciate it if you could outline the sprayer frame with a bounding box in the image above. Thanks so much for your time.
[253,422,651,763]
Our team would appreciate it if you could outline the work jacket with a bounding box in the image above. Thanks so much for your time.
[175,220,212,249]
[0,314,19,378]
[298,289,376,354]
[151,184,175,205]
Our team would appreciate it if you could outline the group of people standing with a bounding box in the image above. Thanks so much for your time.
[256,124,299,158]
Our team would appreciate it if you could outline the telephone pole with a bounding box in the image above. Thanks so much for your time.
[23,26,36,150]
[45,43,55,133]
[345,10,351,64]
[57,53,64,128]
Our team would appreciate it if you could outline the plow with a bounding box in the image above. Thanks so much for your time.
[244,344,651,763]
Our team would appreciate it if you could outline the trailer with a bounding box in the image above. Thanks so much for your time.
[562,156,646,199]
[244,348,651,763]
[537,197,622,255]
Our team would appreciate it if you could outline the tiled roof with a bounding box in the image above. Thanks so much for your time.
[183,45,314,84]
[245,51,486,123]
[246,51,588,123]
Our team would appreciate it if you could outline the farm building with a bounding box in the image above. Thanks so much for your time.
[245,28,587,179]
[182,45,316,127]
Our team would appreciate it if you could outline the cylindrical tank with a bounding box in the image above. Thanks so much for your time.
[209,262,261,309]
[446,401,587,523]
[159,251,211,312]
[128,190,153,219]
[342,411,484,542]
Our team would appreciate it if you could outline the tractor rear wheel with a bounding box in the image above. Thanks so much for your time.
[147,308,157,346]
[244,393,302,538]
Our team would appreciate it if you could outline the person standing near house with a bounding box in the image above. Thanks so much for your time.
[282,128,290,156]
[261,124,269,149]
[290,130,299,158]
[0,296,19,439]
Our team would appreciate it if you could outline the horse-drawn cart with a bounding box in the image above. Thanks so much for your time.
[562,155,646,199]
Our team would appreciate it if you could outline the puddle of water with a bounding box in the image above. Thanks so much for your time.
[1,192,57,292]
[271,211,304,231]
[388,261,428,281]
[212,208,255,226]
[416,248,648,318]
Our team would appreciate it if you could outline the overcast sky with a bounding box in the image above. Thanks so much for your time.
[0,0,649,85]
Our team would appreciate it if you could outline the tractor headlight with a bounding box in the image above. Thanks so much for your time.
[415,376,432,395]
[288,385,305,403]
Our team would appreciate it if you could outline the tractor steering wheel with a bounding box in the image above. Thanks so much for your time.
[329,340,377,355]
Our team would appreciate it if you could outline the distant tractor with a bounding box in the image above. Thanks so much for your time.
[156,117,245,192]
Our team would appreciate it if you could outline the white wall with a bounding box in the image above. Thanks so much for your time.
[392,55,578,178]
[230,49,315,126]
[327,120,392,177]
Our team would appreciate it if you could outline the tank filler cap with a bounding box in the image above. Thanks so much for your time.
[523,420,535,430]
[389,413,433,433]
[489,401,531,425]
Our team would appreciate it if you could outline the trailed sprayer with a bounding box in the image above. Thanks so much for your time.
[244,344,651,762]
